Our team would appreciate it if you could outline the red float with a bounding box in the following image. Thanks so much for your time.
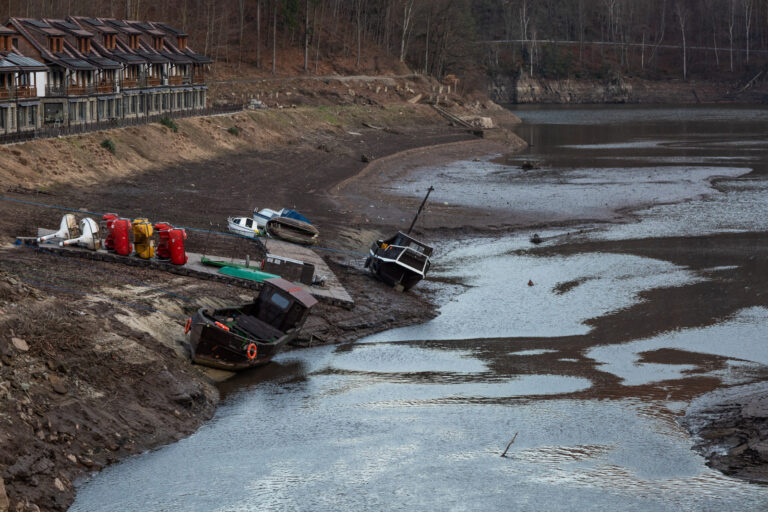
[111,218,133,256]
[102,213,119,251]
[154,222,188,265]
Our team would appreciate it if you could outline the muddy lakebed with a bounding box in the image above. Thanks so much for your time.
[70,105,768,511]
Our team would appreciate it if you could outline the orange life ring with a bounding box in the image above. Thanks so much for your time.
[184,317,192,334]
[246,343,258,360]
[214,321,230,331]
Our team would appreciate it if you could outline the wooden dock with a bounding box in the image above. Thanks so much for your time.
[21,231,354,309]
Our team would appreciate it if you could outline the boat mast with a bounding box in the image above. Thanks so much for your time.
[407,186,434,234]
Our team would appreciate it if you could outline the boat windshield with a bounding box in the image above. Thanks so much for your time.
[269,292,291,310]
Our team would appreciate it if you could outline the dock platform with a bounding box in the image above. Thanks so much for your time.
[20,231,354,309]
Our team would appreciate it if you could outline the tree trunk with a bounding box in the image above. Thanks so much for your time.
[304,0,310,72]
[256,0,261,68]
[356,0,362,68]
[238,0,245,70]
[272,0,277,75]
[400,0,415,63]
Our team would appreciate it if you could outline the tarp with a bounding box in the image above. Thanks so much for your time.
[279,209,312,225]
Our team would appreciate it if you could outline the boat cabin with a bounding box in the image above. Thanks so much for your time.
[236,277,317,333]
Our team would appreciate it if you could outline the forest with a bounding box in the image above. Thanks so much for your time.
[0,0,766,83]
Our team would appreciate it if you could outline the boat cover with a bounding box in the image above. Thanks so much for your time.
[280,209,312,225]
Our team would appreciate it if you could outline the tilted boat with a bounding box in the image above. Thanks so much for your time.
[365,186,434,291]
[365,231,433,291]
[186,277,317,371]
[266,216,319,245]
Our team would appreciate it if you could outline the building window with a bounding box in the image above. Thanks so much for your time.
[78,102,85,120]
[68,102,76,121]
[29,106,37,126]
[0,109,6,130]
[154,94,160,111]
[130,35,139,49]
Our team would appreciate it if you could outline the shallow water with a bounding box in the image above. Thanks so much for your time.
[71,105,768,511]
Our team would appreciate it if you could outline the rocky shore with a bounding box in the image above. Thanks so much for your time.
[683,381,768,484]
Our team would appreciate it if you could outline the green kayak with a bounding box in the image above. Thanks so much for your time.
[218,266,279,282]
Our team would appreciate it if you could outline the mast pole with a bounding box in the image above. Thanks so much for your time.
[407,186,434,234]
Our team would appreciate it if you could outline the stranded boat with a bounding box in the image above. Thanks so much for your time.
[365,186,434,292]
[227,216,262,238]
[186,277,317,371]
[266,216,319,245]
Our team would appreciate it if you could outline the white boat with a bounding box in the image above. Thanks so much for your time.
[227,216,263,238]
[252,208,280,229]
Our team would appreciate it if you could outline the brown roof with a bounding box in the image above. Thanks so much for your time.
[264,278,318,308]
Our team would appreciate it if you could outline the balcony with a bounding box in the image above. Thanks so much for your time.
[146,77,162,87]
[192,75,205,84]
[67,84,95,96]
[16,87,36,98]
[168,76,183,86]
[96,81,116,94]
[45,84,67,97]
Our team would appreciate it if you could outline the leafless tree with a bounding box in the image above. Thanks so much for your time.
[675,0,687,79]
[399,0,415,63]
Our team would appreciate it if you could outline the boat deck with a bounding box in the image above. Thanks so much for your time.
[21,230,354,309]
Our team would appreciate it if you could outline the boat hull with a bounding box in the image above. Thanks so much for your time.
[366,253,425,291]
[187,308,295,371]
[267,217,319,245]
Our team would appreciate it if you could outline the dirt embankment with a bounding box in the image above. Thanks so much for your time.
[0,85,526,511]
[488,74,768,104]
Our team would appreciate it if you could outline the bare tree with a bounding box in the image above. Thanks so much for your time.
[675,0,687,79]
[744,0,754,63]
[729,0,735,72]
[399,0,415,63]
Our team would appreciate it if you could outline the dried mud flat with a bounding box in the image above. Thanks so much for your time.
[0,115,526,511]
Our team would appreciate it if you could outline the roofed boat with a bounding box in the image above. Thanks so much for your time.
[365,231,433,291]
[186,277,317,371]
[364,186,434,291]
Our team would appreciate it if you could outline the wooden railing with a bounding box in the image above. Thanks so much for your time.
[169,76,183,86]
[146,77,162,86]
[96,82,116,94]
[16,87,36,98]
[67,85,95,96]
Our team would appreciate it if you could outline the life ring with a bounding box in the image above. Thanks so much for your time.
[246,343,258,360]
[184,318,192,334]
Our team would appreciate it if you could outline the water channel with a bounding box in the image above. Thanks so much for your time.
[71,105,768,511]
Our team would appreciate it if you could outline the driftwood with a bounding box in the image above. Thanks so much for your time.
[501,432,519,457]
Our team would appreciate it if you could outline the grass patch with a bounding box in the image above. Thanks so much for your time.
[227,126,240,136]
[100,138,116,154]
[159,117,179,133]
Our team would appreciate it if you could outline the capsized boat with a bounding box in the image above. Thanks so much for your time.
[186,277,317,371]
[365,186,434,291]
[266,216,319,245]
